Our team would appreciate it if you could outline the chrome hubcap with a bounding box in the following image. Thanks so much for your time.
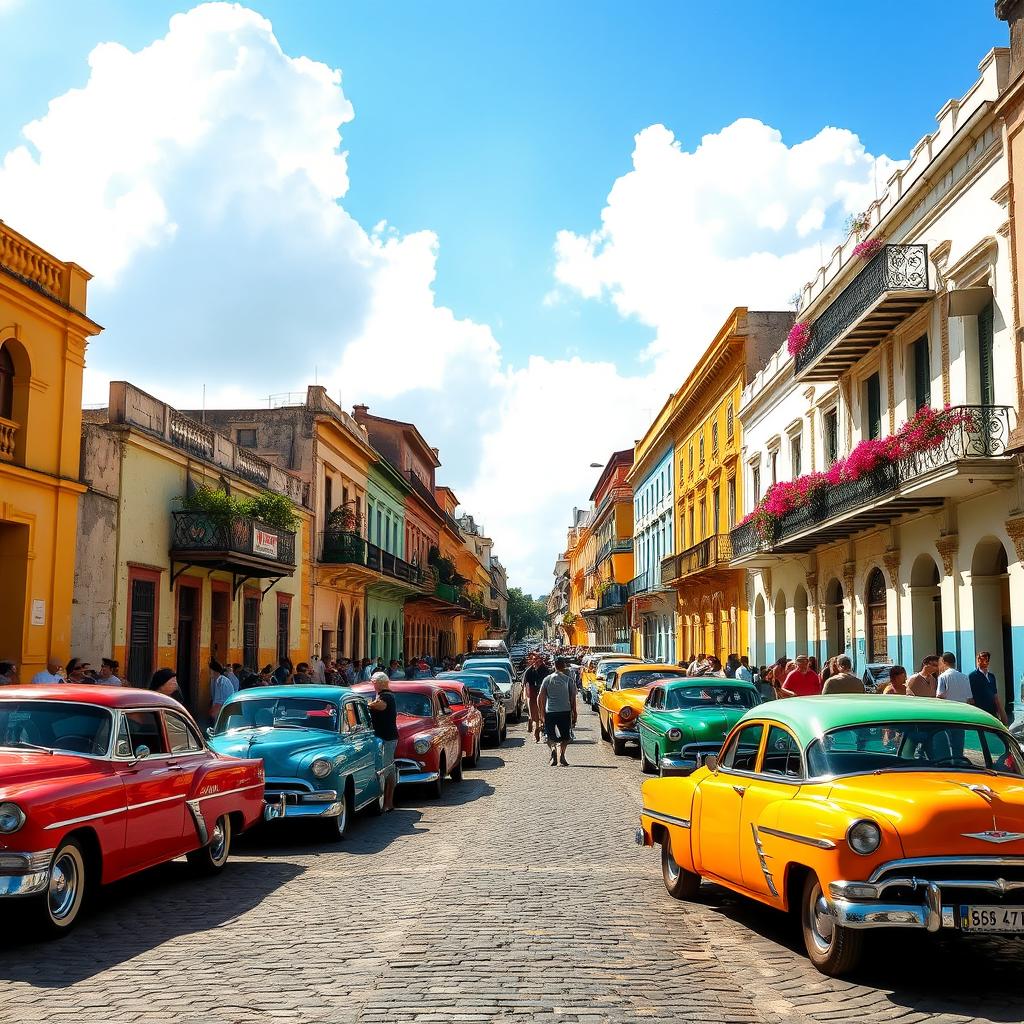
[48,853,79,920]
[808,885,835,951]
[664,847,680,882]
[209,819,227,862]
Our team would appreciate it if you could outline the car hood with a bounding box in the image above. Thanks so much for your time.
[603,686,653,713]
[826,773,1024,857]
[0,750,109,798]
[397,714,435,739]
[210,728,337,775]
[646,706,746,741]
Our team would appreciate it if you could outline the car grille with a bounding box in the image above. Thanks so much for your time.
[265,779,315,794]
[871,856,1024,904]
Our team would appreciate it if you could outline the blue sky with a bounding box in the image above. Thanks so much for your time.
[0,0,1007,593]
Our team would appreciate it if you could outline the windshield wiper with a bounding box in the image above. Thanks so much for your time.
[2,740,54,754]
[227,723,306,733]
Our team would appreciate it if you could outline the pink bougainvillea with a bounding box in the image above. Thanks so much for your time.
[786,321,811,357]
[853,237,884,261]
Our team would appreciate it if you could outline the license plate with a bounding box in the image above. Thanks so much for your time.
[960,905,1024,932]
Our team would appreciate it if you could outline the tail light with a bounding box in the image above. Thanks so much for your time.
[472,696,494,707]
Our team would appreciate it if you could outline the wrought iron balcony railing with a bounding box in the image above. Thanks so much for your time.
[730,406,1011,558]
[797,244,930,380]
[595,536,634,565]
[660,555,681,585]
[597,583,630,610]
[172,512,296,568]
[321,530,423,585]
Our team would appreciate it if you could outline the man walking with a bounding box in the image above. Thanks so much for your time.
[537,656,577,767]
[969,651,1007,723]
[366,671,399,812]
[523,653,548,742]
[906,655,940,697]
[937,652,974,704]
[782,654,822,696]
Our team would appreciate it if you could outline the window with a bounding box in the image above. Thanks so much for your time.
[866,567,887,663]
[243,596,260,670]
[0,343,13,420]
[699,435,705,464]
[791,436,802,478]
[688,446,694,474]
[911,335,930,411]
[727,478,737,527]
[713,488,720,535]
[377,508,383,546]
[123,711,168,756]
[699,499,707,540]
[324,475,333,523]
[236,428,257,448]
[277,595,291,662]
[979,302,994,406]
[165,711,203,753]
[762,726,802,778]
[721,722,764,772]
[354,702,371,729]
[726,402,735,439]
[688,507,695,546]
[824,409,839,466]
[126,571,158,686]
[711,421,719,454]
[356,496,363,534]
[770,450,778,485]
[752,466,761,504]
[865,372,881,439]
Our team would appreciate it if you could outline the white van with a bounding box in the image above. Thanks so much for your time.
[472,639,510,657]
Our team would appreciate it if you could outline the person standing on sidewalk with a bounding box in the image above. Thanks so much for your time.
[366,671,399,812]
[537,657,577,767]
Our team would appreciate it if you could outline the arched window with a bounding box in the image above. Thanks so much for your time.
[336,605,347,660]
[370,617,379,659]
[865,569,887,663]
[0,343,13,420]
[352,609,362,661]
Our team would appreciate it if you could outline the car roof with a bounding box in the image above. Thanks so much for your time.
[353,681,442,695]
[739,694,1003,746]
[615,663,685,674]
[660,678,758,691]
[224,685,357,702]
[0,684,185,709]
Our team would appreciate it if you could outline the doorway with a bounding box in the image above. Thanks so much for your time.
[971,537,1013,715]
[210,586,229,668]
[175,581,201,710]
[865,568,888,663]
[0,522,28,668]
[910,555,942,667]
[243,594,260,669]
[824,578,845,660]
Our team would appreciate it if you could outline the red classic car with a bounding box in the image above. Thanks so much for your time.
[355,681,463,798]
[0,686,268,935]
[435,680,484,768]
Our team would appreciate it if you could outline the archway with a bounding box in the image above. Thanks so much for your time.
[753,594,766,668]
[336,604,347,660]
[865,568,888,663]
[824,578,845,660]
[0,337,29,463]
[910,554,942,667]
[793,585,809,657]
[971,536,1012,710]
[773,589,788,662]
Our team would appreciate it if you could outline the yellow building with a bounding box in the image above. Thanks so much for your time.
[564,508,595,645]
[661,309,791,662]
[74,382,310,717]
[0,221,102,679]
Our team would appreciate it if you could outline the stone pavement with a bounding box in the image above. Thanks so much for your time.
[1,710,1022,1024]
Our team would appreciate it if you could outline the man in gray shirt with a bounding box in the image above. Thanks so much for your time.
[822,655,864,694]
[537,657,577,767]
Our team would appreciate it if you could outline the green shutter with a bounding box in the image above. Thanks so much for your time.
[867,373,881,439]
[978,302,994,406]
[913,335,930,410]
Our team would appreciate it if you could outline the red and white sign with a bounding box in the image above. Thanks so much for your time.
[253,528,279,558]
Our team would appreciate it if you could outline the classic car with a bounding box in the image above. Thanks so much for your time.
[597,664,689,754]
[637,679,762,775]
[354,682,463,798]
[0,685,266,935]
[209,685,384,840]
[437,671,507,745]
[459,659,524,720]
[637,695,1024,976]
[434,680,485,767]
[586,655,642,709]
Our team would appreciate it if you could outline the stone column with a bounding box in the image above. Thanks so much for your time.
[935,532,961,661]
[842,560,856,666]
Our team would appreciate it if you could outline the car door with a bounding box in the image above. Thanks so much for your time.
[695,721,765,885]
[739,724,803,897]
[435,691,460,767]
[639,687,663,762]
[161,709,209,846]
[349,699,379,804]
[114,710,190,867]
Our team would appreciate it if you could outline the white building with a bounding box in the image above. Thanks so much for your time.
[732,48,1024,718]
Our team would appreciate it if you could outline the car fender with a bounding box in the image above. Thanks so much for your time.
[640,775,698,872]
[186,758,265,844]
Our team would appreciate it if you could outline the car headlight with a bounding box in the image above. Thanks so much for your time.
[666,728,683,742]
[619,706,636,722]
[310,758,333,779]
[0,802,25,834]
[413,737,431,755]
[846,819,882,855]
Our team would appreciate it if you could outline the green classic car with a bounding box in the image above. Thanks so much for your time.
[637,679,762,776]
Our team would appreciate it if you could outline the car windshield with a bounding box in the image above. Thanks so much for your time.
[620,670,687,689]
[215,697,340,734]
[598,660,635,677]
[806,722,1024,778]
[394,692,434,718]
[667,686,760,710]
[0,700,114,755]
[442,689,466,707]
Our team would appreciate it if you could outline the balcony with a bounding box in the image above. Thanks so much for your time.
[593,484,633,522]
[321,529,424,589]
[628,568,667,596]
[662,535,734,583]
[583,583,629,617]
[796,245,932,382]
[171,512,296,588]
[595,537,634,565]
[730,406,1013,562]
[0,415,17,462]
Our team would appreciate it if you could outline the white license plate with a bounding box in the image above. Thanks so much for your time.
[960,905,1024,932]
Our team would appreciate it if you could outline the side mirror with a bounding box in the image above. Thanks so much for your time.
[702,753,719,773]
[134,744,151,761]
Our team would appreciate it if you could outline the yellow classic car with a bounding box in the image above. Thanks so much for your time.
[584,654,642,709]
[637,695,1024,976]
[597,664,688,755]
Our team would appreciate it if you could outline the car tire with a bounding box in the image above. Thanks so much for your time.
[800,873,864,977]
[450,752,464,782]
[513,695,523,723]
[187,814,233,872]
[464,736,480,768]
[611,725,626,756]
[368,783,386,815]
[640,742,655,774]
[499,722,507,743]
[428,757,446,799]
[661,832,701,900]
[598,712,609,740]
[29,838,89,936]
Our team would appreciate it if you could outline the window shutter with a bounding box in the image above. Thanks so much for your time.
[866,373,881,439]
[913,335,930,410]
[978,302,994,406]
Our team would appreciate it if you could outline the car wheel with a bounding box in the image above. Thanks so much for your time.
[611,725,626,756]
[499,722,507,743]
[368,783,386,816]
[187,814,233,873]
[598,712,609,740]
[428,757,446,799]
[661,831,701,900]
[30,838,89,936]
[513,695,523,723]
[321,787,352,841]
[464,736,479,768]
[800,874,864,976]
[450,751,464,782]
[640,742,655,774]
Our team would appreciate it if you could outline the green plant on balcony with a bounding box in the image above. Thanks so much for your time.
[844,210,871,237]
[325,499,360,533]
[177,484,299,530]
[428,547,467,587]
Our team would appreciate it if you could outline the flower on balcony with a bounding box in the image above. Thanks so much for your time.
[786,321,812,358]
[852,237,884,261]
[844,211,872,237]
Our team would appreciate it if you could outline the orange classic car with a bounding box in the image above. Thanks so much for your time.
[597,664,688,754]
[637,695,1024,976]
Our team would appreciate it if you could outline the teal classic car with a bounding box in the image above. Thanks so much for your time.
[209,685,385,840]
[637,679,761,776]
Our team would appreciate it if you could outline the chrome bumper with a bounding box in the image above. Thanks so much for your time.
[658,754,698,777]
[0,849,54,897]
[264,789,343,820]
[395,757,440,785]
[613,726,639,741]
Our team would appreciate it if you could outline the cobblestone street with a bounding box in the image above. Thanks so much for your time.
[2,711,1023,1024]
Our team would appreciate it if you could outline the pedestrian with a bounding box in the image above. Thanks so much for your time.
[706,656,726,678]
[937,652,974,704]
[209,658,238,724]
[226,663,242,688]
[272,656,293,685]
[31,657,63,684]
[65,658,90,683]
[906,655,940,697]
[821,655,863,694]
[881,666,908,694]
[754,665,776,701]
[387,659,406,680]
[735,656,753,683]
[537,656,577,767]
[365,671,398,812]
[820,657,835,685]
[293,662,312,684]
[309,654,326,684]
[0,661,18,685]
[149,667,183,702]
[782,654,822,696]
[723,653,740,679]
[98,658,122,686]
[969,651,1007,722]
[360,658,373,683]
[523,653,548,742]
[808,656,819,675]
